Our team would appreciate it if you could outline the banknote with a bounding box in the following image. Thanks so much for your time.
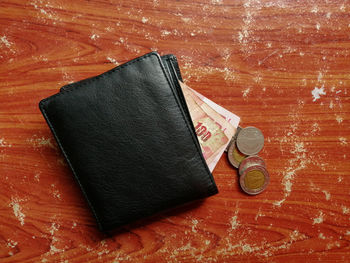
[180,82,240,171]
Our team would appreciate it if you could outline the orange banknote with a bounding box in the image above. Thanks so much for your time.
[180,82,240,171]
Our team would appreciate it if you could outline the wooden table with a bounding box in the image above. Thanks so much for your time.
[1,0,349,262]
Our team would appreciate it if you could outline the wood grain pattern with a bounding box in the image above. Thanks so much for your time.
[0,0,349,262]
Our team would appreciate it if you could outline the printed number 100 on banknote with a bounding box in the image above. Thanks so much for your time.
[180,82,240,172]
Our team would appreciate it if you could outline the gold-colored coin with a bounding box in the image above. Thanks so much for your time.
[239,165,269,195]
[228,141,246,168]
[244,169,265,189]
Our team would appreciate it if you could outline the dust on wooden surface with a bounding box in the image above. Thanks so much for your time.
[0,0,349,262]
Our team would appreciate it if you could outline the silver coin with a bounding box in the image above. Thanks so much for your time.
[236,126,264,155]
[239,155,266,176]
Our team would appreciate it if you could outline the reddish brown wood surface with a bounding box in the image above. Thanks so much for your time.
[1,0,350,262]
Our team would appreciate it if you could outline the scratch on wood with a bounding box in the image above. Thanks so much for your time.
[322,190,331,201]
[342,206,350,215]
[0,138,12,147]
[318,233,326,239]
[313,211,324,224]
[0,35,12,48]
[274,141,309,207]
[191,219,199,233]
[9,197,26,226]
[106,57,119,65]
[339,137,347,145]
[27,136,56,149]
[312,86,326,102]
[48,222,64,255]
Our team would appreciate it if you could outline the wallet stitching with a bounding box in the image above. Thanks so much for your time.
[40,52,217,230]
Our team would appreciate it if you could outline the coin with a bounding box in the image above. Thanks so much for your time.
[239,165,269,195]
[225,126,242,152]
[239,155,266,176]
[227,140,246,168]
[236,126,264,155]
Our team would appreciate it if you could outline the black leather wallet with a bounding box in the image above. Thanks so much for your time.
[39,52,218,232]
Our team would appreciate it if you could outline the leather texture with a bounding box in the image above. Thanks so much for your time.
[60,54,198,144]
[39,52,218,232]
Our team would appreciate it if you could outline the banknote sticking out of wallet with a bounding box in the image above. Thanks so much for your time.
[39,52,233,232]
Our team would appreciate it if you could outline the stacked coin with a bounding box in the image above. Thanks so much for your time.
[227,126,269,195]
